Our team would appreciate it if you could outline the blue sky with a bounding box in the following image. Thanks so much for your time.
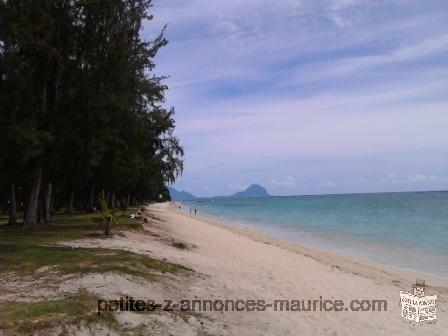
[144,0,448,196]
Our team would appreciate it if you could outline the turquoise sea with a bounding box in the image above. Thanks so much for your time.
[182,192,448,278]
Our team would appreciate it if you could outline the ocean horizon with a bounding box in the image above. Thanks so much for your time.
[182,191,448,278]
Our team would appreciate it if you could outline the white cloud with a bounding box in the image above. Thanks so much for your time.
[287,34,448,84]
[269,176,297,187]
[406,174,448,183]
[150,0,448,195]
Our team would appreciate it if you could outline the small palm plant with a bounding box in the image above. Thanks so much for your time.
[93,195,124,236]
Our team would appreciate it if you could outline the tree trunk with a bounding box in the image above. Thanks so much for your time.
[38,187,45,224]
[44,182,52,222]
[9,182,17,225]
[105,218,110,236]
[126,193,130,209]
[99,189,107,210]
[50,192,56,214]
[89,183,95,210]
[106,191,110,207]
[110,193,115,209]
[24,162,43,228]
[66,189,75,213]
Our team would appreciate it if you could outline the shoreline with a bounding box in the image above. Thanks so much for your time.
[173,203,448,289]
[143,202,447,334]
[36,202,446,335]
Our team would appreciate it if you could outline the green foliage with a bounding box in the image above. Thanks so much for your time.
[93,194,128,235]
[0,0,183,222]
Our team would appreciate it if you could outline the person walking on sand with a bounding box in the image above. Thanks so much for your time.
[194,208,197,215]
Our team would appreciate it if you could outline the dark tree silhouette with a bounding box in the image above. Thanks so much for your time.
[0,0,183,227]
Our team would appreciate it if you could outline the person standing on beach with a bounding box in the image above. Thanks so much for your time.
[194,209,197,215]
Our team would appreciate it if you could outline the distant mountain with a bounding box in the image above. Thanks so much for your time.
[168,187,196,201]
[169,184,270,200]
[231,184,270,198]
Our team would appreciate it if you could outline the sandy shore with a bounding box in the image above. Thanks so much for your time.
[142,203,448,334]
[59,202,447,335]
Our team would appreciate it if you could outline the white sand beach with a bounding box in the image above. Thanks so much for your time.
[60,202,447,335]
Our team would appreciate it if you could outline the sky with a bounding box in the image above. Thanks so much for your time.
[144,0,448,197]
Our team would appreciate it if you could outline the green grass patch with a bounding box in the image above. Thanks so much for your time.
[0,210,143,246]
[0,244,191,279]
[0,210,191,279]
[0,294,115,335]
[0,210,196,335]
